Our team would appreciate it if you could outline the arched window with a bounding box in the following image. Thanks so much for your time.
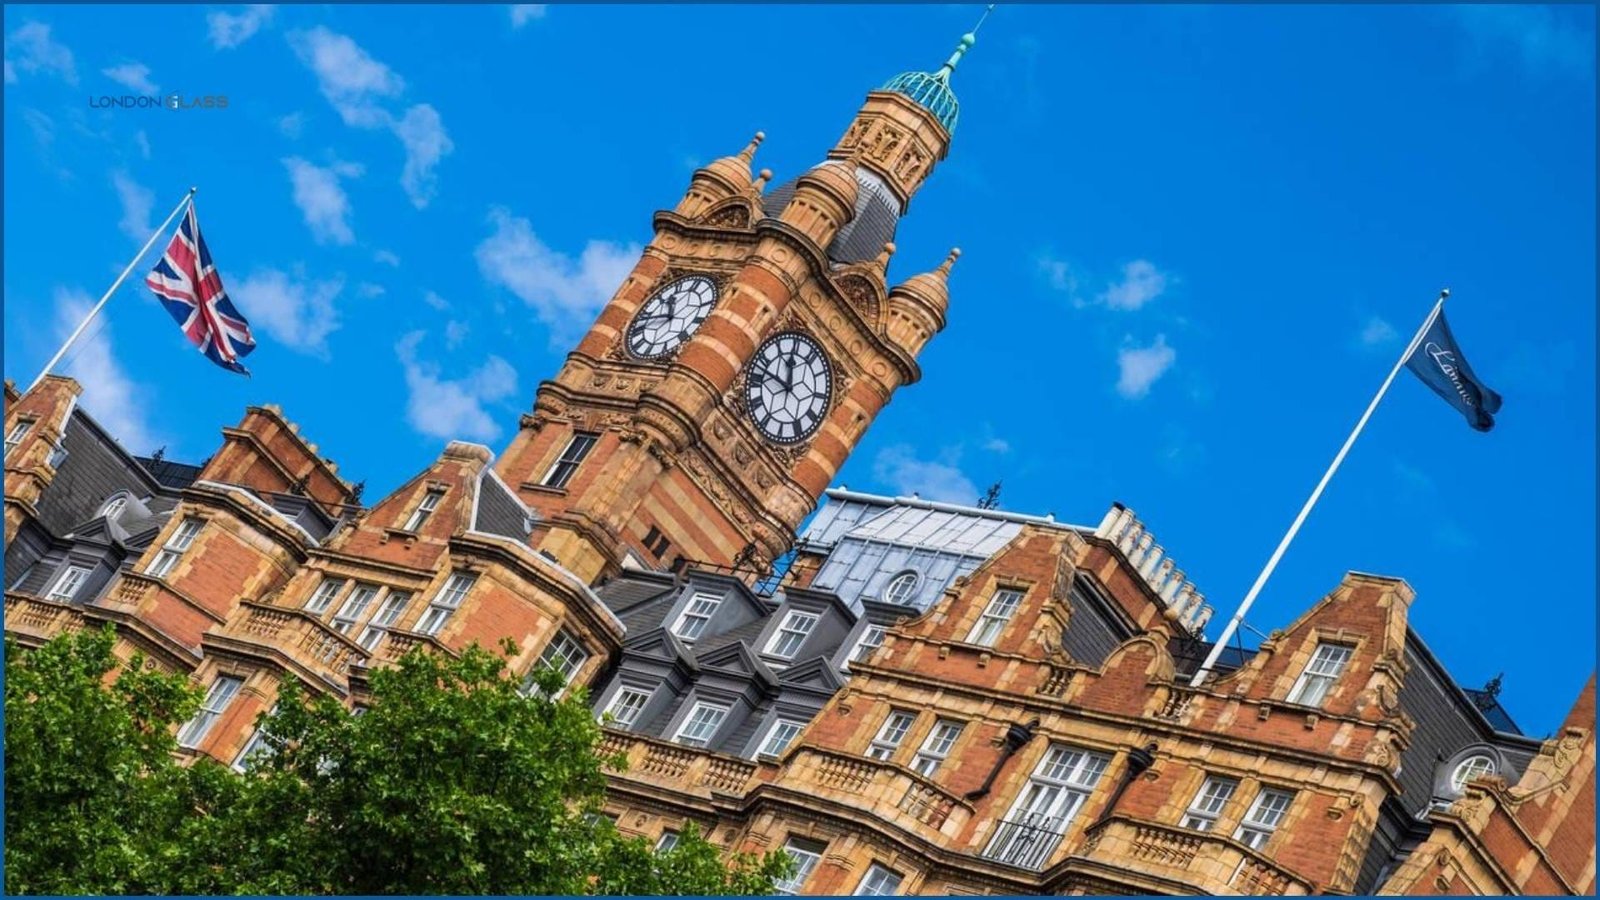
[100,494,129,521]
[882,570,919,606]
[1450,755,1496,793]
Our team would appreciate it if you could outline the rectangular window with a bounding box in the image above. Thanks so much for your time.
[672,591,722,642]
[775,837,826,895]
[854,862,904,896]
[541,432,598,490]
[655,831,679,853]
[848,624,887,665]
[4,420,32,456]
[357,591,412,651]
[176,675,243,749]
[416,572,476,636]
[146,516,203,579]
[231,706,283,773]
[866,709,916,761]
[766,611,818,660]
[525,629,588,696]
[983,744,1110,870]
[45,564,91,602]
[674,701,729,748]
[331,583,381,635]
[304,577,347,615]
[759,719,805,758]
[967,588,1024,647]
[1181,775,1239,831]
[911,719,965,777]
[1286,643,1353,708]
[1234,788,1295,850]
[402,488,445,531]
[604,687,652,728]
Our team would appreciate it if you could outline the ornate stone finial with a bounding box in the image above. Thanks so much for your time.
[874,242,897,268]
[739,131,765,162]
[753,168,773,191]
[937,247,962,276]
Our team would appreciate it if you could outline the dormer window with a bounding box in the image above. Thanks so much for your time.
[1286,643,1353,708]
[4,419,33,456]
[1450,755,1497,793]
[967,588,1023,648]
[99,494,129,522]
[672,591,721,642]
[882,570,919,606]
[403,488,444,531]
[46,564,91,602]
[847,624,887,666]
[767,611,818,660]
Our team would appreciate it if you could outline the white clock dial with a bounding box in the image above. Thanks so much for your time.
[745,332,832,445]
[626,275,717,359]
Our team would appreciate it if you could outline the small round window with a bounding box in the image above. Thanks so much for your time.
[882,571,919,606]
[1450,755,1496,793]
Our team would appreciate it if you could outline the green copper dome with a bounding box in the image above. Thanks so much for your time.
[881,15,986,136]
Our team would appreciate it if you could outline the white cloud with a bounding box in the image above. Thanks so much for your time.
[394,103,453,208]
[1098,259,1169,311]
[395,331,518,441]
[111,171,154,243]
[133,130,151,160]
[422,290,449,310]
[208,5,275,50]
[509,5,548,27]
[231,268,343,356]
[5,22,77,85]
[53,287,159,453]
[289,26,404,128]
[1036,254,1084,306]
[983,436,1011,454]
[374,249,401,267]
[475,207,639,341]
[1359,315,1398,348]
[102,61,156,94]
[357,282,385,299]
[872,445,980,505]
[277,112,304,139]
[445,320,470,349]
[283,156,362,245]
[1454,5,1594,80]
[1116,334,1176,399]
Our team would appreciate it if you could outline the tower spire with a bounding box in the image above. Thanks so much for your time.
[937,4,995,78]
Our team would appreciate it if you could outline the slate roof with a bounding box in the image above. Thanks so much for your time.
[762,166,903,265]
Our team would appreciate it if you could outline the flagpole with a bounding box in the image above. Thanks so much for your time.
[28,187,197,392]
[1188,288,1450,688]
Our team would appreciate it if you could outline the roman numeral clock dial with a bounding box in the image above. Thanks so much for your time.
[745,332,833,445]
[626,275,718,359]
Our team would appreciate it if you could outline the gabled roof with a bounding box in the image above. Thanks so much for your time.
[695,640,779,687]
[776,656,847,694]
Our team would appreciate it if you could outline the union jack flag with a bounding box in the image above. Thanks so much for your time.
[145,202,256,375]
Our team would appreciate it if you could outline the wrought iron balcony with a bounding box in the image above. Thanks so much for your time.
[982,813,1069,871]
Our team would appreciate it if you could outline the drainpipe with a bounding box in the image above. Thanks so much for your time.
[964,718,1040,801]
[1092,742,1158,828]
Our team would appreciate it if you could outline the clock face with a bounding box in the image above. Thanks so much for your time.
[745,332,833,444]
[626,275,717,359]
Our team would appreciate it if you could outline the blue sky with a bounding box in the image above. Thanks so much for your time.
[3,4,1594,735]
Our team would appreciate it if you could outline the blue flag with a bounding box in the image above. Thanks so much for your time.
[1405,309,1502,432]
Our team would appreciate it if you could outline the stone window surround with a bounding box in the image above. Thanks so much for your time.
[1276,628,1367,710]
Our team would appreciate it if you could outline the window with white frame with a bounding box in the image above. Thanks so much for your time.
[848,624,887,666]
[99,494,129,521]
[176,675,243,748]
[45,564,91,602]
[357,591,412,651]
[882,570,919,606]
[983,744,1110,870]
[766,611,818,659]
[604,687,652,728]
[525,629,588,695]
[854,862,904,896]
[674,701,729,748]
[304,577,346,615]
[866,709,916,760]
[775,837,826,895]
[759,719,805,758]
[4,420,33,456]
[416,572,476,636]
[1450,755,1497,793]
[967,588,1024,647]
[1233,787,1295,850]
[672,591,721,642]
[654,831,679,853]
[331,583,381,635]
[1286,643,1353,707]
[231,706,283,773]
[541,432,599,489]
[146,516,203,578]
[1181,775,1239,831]
[910,719,964,777]
[402,487,445,531]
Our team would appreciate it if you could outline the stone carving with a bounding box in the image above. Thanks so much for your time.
[834,273,883,330]
[898,147,927,183]
[703,202,751,229]
[871,127,902,161]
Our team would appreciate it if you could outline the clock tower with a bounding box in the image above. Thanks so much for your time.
[495,28,986,584]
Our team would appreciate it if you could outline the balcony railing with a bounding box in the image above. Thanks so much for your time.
[601,729,759,797]
[1073,815,1312,895]
[782,747,974,841]
[982,813,1069,871]
[4,592,84,638]
[219,601,368,685]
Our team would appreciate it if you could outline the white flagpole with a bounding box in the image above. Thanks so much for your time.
[28,187,197,392]
[1188,288,1450,687]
